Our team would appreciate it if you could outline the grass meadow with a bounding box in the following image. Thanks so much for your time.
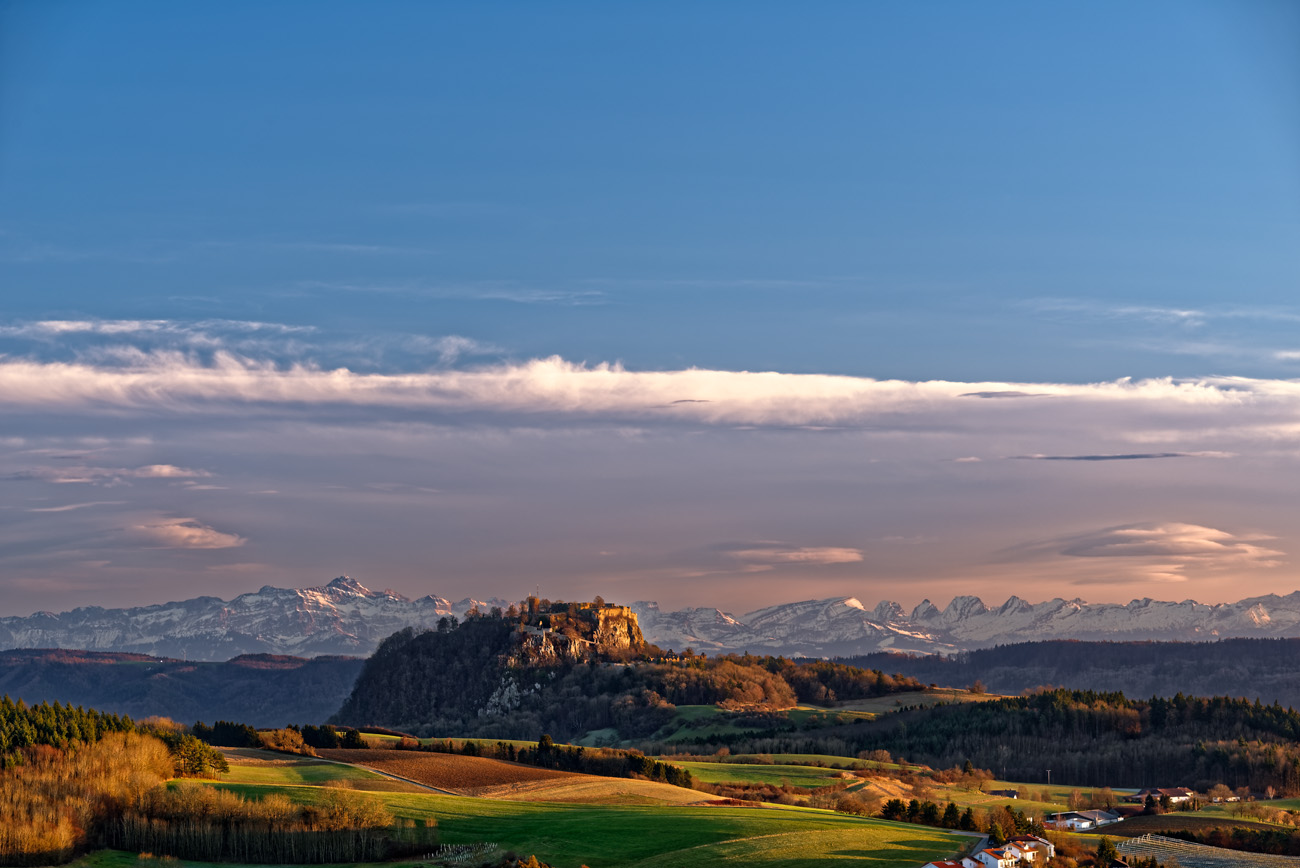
[196,749,969,867]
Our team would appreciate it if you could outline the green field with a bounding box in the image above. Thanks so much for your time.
[671,761,849,788]
[650,704,877,744]
[221,759,391,787]
[832,689,1006,714]
[213,780,962,867]
[1262,798,1300,811]
[66,852,429,868]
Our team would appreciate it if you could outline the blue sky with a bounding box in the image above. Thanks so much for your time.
[1,1,1298,616]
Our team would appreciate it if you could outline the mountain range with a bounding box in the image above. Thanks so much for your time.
[0,577,505,661]
[4,577,1300,660]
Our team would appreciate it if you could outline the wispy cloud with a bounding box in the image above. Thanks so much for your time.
[0,233,438,264]
[27,501,127,513]
[131,517,246,549]
[679,541,866,576]
[1011,452,1234,461]
[0,318,316,350]
[10,464,213,485]
[295,280,604,305]
[999,522,1283,583]
[718,542,864,571]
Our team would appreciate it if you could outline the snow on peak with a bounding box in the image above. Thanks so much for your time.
[326,576,370,594]
[943,595,988,620]
[911,599,942,621]
[873,600,905,621]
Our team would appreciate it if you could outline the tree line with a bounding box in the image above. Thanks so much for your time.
[105,783,435,864]
[0,695,134,766]
[841,638,1300,709]
[0,697,434,866]
[404,734,694,788]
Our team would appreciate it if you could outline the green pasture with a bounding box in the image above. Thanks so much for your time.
[67,852,429,868]
[833,689,1004,714]
[1262,798,1300,811]
[657,753,874,769]
[760,753,874,767]
[671,761,849,788]
[220,760,390,787]
[218,781,962,867]
[212,750,426,794]
[784,705,877,726]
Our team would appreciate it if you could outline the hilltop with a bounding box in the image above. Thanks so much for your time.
[0,648,364,727]
[331,599,924,740]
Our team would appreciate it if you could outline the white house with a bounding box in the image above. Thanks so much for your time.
[1077,809,1121,826]
[1045,811,1094,831]
[922,859,979,868]
[972,848,1018,868]
[1007,835,1056,861]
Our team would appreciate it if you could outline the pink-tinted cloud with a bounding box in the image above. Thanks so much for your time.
[132,517,246,549]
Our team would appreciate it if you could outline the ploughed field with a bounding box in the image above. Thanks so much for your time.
[315,748,703,805]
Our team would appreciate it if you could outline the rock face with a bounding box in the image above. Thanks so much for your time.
[0,577,505,661]
[513,600,646,664]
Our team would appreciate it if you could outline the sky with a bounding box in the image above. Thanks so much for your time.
[1,0,1299,617]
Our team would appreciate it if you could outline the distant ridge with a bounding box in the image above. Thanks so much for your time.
[6,578,1300,660]
[0,576,506,661]
[629,591,1300,657]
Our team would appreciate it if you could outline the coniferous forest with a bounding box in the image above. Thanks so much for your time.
[330,611,923,739]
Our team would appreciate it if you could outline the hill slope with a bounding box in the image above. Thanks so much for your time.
[0,649,363,726]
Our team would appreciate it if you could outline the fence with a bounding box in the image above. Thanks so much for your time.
[419,842,500,864]
[1117,833,1300,868]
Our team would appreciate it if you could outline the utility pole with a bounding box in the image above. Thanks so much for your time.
[1046,769,1052,787]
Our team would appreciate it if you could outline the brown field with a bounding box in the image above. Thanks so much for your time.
[316,749,703,805]
[468,776,704,805]
[317,749,578,790]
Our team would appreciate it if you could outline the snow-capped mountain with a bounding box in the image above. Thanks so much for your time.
[630,591,1300,657]
[7,578,1300,660]
[0,577,505,661]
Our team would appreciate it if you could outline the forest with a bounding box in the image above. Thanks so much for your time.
[0,650,365,728]
[331,614,923,739]
[0,697,433,866]
[841,638,1300,708]
[644,688,1300,794]
[406,734,694,787]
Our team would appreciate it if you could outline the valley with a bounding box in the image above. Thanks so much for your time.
[7,595,1300,867]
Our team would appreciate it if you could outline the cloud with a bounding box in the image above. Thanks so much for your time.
[960,391,1052,399]
[27,501,127,513]
[1011,452,1234,461]
[132,517,246,549]
[1001,522,1284,583]
[0,318,312,340]
[715,541,864,572]
[409,335,499,364]
[10,464,213,485]
[1056,523,1280,562]
[297,280,604,305]
[1027,299,1208,326]
[4,351,1300,436]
